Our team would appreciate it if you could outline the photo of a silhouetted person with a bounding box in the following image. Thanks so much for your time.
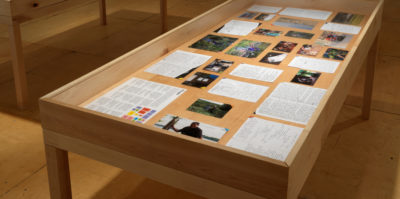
[171,122,203,139]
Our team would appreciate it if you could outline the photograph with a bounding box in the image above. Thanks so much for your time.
[297,44,323,56]
[187,98,232,118]
[154,114,228,142]
[331,12,364,25]
[226,39,270,58]
[203,59,234,73]
[314,31,353,49]
[285,31,314,39]
[182,72,219,88]
[189,34,238,52]
[273,17,318,30]
[272,41,298,53]
[239,11,258,19]
[255,13,275,21]
[291,69,321,86]
[260,52,288,65]
[254,28,283,37]
[323,48,349,61]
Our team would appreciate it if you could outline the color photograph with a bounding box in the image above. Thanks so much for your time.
[297,44,323,56]
[332,12,364,25]
[315,31,353,49]
[239,11,258,19]
[254,28,283,37]
[203,59,234,73]
[272,41,298,53]
[273,17,318,30]
[260,52,288,65]
[190,34,238,52]
[226,39,270,58]
[154,114,228,142]
[323,48,349,60]
[182,72,219,88]
[255,13,275,21]
[285,31,314,39]
[187,98,232,118]
[291,69,321,86]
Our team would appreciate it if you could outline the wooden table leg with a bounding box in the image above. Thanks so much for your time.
[8,21,29,109]
[160,0,167,33]
[45,144,72,199]
[99,0,107,25]
[362,33,379,120]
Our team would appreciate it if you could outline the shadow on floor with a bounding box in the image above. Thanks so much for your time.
[0,10,190,122]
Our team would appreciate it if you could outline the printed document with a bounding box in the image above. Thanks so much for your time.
[256,82,326,124]
[288,56,340,73]
[85,78,186,124]
[226,117,303,161]
[321,23,361,35]
[247,5,282,13]
[230,63,283,82]
[145,50,211,78]
[279,7,332,20]
[209,78,269,102]
[217,20,260,36]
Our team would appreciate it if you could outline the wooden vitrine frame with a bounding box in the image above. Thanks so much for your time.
[0,0,167,109]
[39,0,383,198]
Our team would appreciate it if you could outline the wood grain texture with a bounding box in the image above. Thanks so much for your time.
[45,144,72,199]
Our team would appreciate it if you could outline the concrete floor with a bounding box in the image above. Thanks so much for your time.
[0,0,399,198]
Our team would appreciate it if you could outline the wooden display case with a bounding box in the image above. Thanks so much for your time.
[39,0,383,198]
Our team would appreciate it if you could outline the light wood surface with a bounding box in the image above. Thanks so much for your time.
[45,144,72,199]
[37,0,383,198]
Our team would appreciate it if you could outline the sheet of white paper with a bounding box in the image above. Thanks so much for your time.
[209,78,269,102]
[279,7,332,20]
[85,78,186,123]
[217,20,260,36]
[256,82,326,124]
[226,117,303,161]
[288,56,340,73]
[321,23,361,35]
[145,50,211,78]
[247,5,282,13]
[230,64,283,82]
[154,114,228,142]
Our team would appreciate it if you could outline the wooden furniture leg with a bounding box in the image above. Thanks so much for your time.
[99,0,107,25]
[45,144,72,199]
[362,33,379,120]
[8,21,29,109]
[160,0,167,33]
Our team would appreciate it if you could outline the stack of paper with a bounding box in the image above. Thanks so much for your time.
[209,78,269,102]
[217,20,260,36]
[230,63,283,82]
[279,7,332,20]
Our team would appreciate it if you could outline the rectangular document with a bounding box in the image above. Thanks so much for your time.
[247,5,282,13]
[279,7,332,20]
[145,50,211,78]
[85,78,186,124]
[209,78,268,102]
[288,56,340,73]
[154,114,228,142]
[321,23,362,35]
[227,117,303,161]
[256,82,326,124]
[217,20,260,36]
[230,63,283,82]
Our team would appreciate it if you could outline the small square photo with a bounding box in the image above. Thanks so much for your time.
[291,70,321,86]
[260,52,288,65]
[255,13,275,21]
[272,41,298,53]
[203,59,234,73]
[239,12,258,19]
[254,29,283,37]
[226,39,270,58]
[297,44,323,56]
[187,98,232,118]
[323,48,349,61]
[182,72,219,88]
